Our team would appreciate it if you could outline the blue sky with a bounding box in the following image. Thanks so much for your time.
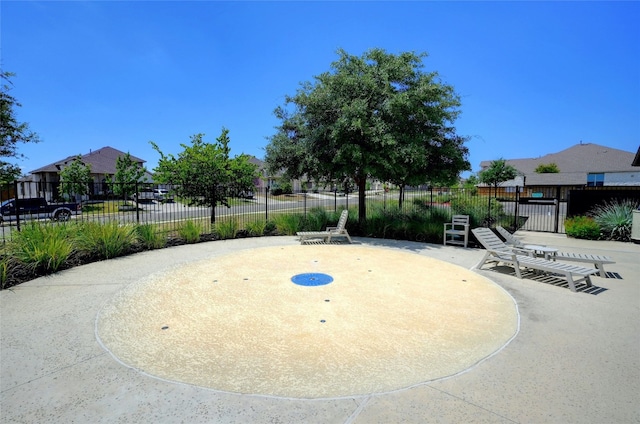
[3,1,639,177]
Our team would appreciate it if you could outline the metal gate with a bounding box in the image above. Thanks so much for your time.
[507,186,565,233]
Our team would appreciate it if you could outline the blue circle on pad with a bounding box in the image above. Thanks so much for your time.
[291,273,333,286]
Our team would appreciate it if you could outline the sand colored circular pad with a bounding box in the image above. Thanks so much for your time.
[97,245,517,398]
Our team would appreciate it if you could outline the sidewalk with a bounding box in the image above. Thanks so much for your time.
[1,233,638,423]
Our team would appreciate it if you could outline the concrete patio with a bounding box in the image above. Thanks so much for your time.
[1,232,638,423]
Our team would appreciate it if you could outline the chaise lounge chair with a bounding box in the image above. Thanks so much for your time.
[297,209,352,244]
[495,226,615,277]
[472,227,599,292]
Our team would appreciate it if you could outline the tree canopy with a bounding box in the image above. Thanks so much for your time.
[59,156,92,200]
[265,48,470,221]
[479,158,519,193]
[111,152,148,199]
[1,71,41,183]
[151,128,258,222]
[535,162,560,173]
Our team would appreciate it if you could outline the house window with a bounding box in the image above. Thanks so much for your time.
[587,173,604,187]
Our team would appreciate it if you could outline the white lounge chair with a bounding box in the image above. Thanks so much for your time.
[472,227,599,292]
[496,226,615,277]
[297,210,352,244]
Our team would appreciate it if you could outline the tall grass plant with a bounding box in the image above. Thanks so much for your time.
[75,221,136,259]
[9,222,75,273]
[177,220,202,243]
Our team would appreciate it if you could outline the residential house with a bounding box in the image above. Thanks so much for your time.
[18,146,150,201]
[478,143,640,200]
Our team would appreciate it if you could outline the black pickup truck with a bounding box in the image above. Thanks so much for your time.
[0,198,81,223]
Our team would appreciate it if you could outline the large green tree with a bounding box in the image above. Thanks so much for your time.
[265,48,470,220]
[1,71,41,183]
[151,128,258,222]
[59,156,92,201]
[111,152,148,199]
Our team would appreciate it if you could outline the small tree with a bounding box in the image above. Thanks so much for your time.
[59,156,92,201]
[480,159,518,195]
[151,128,258,223]
[1,71,41,183]
[111,152,148,200]
[479,158,518,225]
[463,174,479,195]
[535,162,560,173]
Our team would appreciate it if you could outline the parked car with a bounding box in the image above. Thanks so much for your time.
[131,188,155,203]
[0,198,81,223]
[153,188,174,202]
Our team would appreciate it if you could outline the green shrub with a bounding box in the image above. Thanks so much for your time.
[357,206,449,243]
[280,181,293,194]
[264,220,277,235]
[245,220,267,236]
[135,224,166,250]
[215,219,239,239]
[565,216,600,240]
[177,220,202,243]
[10,222,74,273]
[76,221,136,259]
[451,196,505,227]
[272,214,304,235]
[427,206,452,223]
[303,208,330,231]
[0,256,10,289]
[589,198,639,241]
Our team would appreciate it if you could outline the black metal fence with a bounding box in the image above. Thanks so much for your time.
[1,181,638,243]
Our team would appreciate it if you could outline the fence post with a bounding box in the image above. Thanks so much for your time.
[135,181,140,223]
[554,186,561,233]
[384,186,387,211]
[303,191,307,217]
[265,186,268,222]
[334,188,337,212]
[514,185,520,230]
[486,186,492,227]
[430,186,433,209]
[14,180,21,232]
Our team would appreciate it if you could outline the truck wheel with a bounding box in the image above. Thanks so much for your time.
[54,210,71,221]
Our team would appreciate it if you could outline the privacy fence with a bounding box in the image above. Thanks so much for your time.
[1,181,638,243]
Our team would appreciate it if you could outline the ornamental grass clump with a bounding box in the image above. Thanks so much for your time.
[272,214,304,235]
[177,220,202,243]
[135,224,166,250]
[76,221,136,259]
[589,198,639,242]
[245,219,267,237]
[214,219,239,240]
[303,207,330,232]
[9,222,74,273]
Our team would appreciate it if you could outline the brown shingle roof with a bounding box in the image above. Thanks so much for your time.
[480,143,637,174]
[31,146,145,175]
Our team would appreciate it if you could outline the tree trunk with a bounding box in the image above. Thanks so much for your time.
[398,185,404,209]
[357,177,366,224]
